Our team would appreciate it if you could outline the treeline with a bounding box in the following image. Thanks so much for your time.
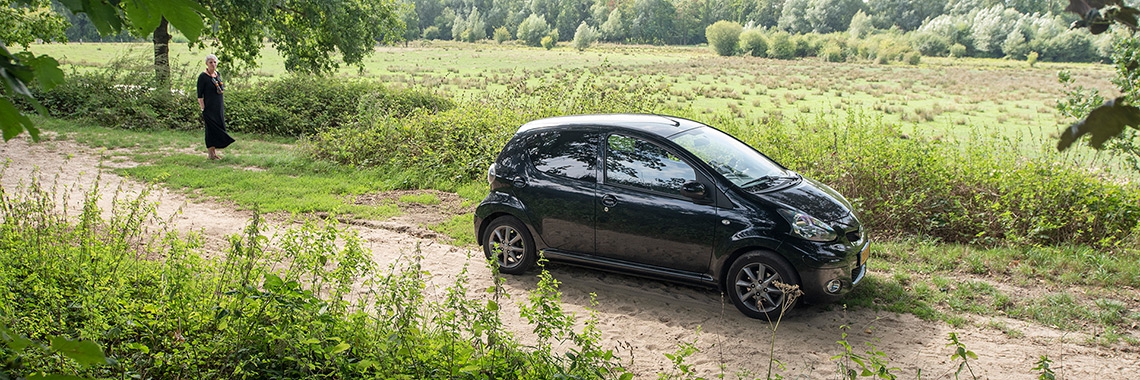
[46,0,1107,62]
[407,0,1108,61]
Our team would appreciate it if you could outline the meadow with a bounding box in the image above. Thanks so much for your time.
[6,40,1140,378]
[32,40,1118,142]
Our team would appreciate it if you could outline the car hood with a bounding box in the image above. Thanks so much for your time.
[752,177,853,222]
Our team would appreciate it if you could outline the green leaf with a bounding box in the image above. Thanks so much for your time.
[26,54,64,93]
[121,0,161,36]
[486,300,499,311]
[0,97,37,142]
[326,342,350,354]
[1057,97,1140,150]
[49,337,106,367]
[0,325,35,351]
[619,372,635,380]
[80,0,126,35]
[263,273,284,289]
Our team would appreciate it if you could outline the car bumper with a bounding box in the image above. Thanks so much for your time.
[796,241,869,304]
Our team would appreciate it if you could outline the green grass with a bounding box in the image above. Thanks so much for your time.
[843,239,1140,343]
[37,117,480,219]
[27,41,1118,144]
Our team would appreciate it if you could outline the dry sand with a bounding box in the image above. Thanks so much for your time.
[2,136,1138,379]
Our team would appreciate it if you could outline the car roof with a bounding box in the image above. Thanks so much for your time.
[517,114,707,138]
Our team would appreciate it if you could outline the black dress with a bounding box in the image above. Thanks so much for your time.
[197,71,235,149]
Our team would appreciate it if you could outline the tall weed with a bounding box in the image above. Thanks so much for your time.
[0,167,626,379]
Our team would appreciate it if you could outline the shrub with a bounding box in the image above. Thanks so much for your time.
[793,33,821,57]
[739,29,768,57]
[30,61,198,131]
[493,26,511,43]
[821,42,845,63]
[949,43,968,58]
[32,63,454,138]
[1027,51,1039,67]
[906,52,922,65]
[516,14,550,47]
[541,35,555,50]
[703,113,1140,249]
[911,31,951,56]
[422,26,441,40]
[224,76,454,136]
[308,73,668,182]
[767,31,795,60]
[706,20,744,57]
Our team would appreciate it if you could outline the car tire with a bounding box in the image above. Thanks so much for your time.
[727,251,800,320]
[482,216,536,275]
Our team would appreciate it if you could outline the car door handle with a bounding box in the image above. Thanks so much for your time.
[601,194,618,207]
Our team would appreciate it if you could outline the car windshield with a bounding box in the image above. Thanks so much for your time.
[669,126,794,189]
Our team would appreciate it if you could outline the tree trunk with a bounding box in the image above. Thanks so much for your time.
[153,17,171,89]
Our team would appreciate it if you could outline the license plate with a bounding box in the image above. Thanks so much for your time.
[859,244,870,266]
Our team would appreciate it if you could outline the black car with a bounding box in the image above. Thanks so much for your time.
[473,114,869,319]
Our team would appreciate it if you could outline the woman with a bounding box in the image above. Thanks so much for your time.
[197,54,235,160]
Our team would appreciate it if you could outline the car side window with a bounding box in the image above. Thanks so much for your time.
[527,130,599,181]
[605,134,695,195]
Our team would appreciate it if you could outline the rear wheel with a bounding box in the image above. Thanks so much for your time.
[482,216,536,275]
[727,251,800,320]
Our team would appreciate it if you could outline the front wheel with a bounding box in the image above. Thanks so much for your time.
[726,251,800,320]
[482,216,536,275]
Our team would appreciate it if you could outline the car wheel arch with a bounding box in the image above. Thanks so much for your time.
[477,211,543,248]
[716,244,800,292]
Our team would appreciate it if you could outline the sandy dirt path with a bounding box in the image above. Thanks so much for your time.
[3,136,1138,379]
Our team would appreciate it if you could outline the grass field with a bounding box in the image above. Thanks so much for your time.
[29,40,1119,143]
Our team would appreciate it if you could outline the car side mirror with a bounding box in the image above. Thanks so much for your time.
[680,181,706,199]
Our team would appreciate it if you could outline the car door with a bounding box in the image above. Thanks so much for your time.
[512,129,600,254]
[594,133,719,273]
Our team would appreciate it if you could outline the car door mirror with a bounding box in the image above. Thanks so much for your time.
[680,181,706,199]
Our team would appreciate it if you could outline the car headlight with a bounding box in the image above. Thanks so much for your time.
[778,209,837,242]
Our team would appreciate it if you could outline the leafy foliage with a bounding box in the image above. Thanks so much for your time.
[739,28,769,57]
[25,59,453,137]
[517,14,552,47]
[0,170,627,379]
[307,71,665,182]
[705,20,743,56]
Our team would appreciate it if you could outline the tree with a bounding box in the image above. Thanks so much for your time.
[867,0,946,31]
[777,0,811,34]
[2,0,209,142]
[848,10,873,38]
[706,20,743,56]
[556,0,592,41]
[747,0,785,29]
[190,0,402,77]
[400,1,422,45]
[803,0,864,34]
[516,13,551,46]
[572,21,597,50]
[629,0,675,44]
[599,8,628,42]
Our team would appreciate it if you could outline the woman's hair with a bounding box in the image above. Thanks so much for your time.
[205,54,218,63]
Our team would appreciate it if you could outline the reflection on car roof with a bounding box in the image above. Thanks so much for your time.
[517,114,704,137]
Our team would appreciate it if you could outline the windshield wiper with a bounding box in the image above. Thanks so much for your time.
[740,174,795,189]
